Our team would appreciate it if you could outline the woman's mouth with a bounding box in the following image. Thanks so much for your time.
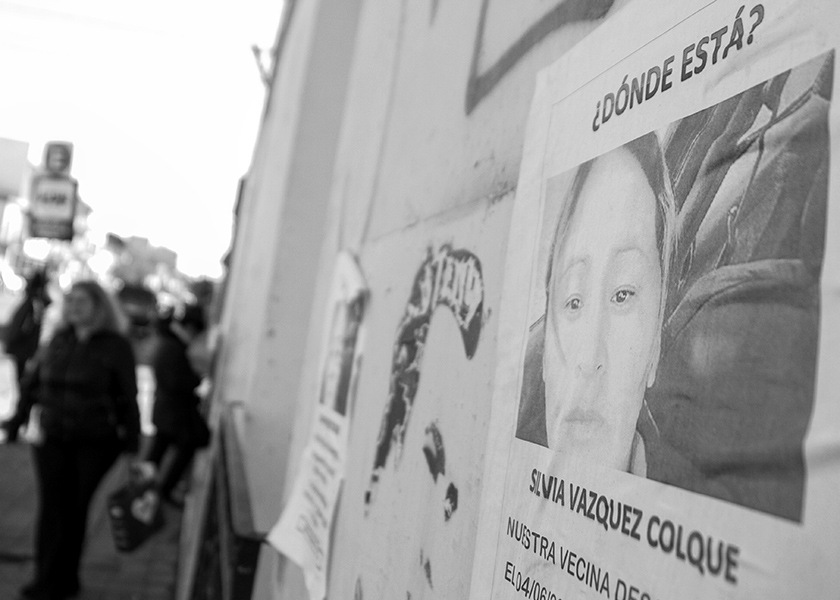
[563,407,605,426]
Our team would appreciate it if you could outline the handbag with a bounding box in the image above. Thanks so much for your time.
[107,465,165,552]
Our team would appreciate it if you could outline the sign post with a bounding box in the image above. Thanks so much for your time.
[28,141,78,241]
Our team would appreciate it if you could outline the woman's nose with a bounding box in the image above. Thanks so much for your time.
[575,306,606,376]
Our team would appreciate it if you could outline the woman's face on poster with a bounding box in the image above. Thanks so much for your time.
[543,147,662,471]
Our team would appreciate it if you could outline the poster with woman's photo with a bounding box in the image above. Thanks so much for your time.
[471,1,840,599]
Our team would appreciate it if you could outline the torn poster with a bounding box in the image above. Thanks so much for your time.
[268,252,367,600]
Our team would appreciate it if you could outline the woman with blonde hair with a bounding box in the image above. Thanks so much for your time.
[6,279,139,600]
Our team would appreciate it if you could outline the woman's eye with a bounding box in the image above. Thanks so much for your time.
[611,289,635,304]
[565,296,582,311]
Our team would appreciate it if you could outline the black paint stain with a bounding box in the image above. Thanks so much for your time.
[422,551,433,589]
[354,578,363,600]
[444,483,458,521]
[422,422,445,482]
[365,246,483,511]
[465,0,616,114]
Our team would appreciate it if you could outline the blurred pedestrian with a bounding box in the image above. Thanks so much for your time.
[5,280,140,600]
[145,303,209,507]
[3,270,51,381]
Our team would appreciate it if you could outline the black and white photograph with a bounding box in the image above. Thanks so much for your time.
[517,52,832,521]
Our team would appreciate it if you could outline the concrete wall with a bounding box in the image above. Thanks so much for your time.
[217,0,631,597]
[216,0,364,595]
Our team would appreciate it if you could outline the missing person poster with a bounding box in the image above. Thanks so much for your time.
[471,0,840,598]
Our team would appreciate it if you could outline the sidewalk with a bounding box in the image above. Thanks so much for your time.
[0,439,183,600]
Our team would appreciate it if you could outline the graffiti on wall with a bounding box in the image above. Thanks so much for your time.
[364,245,484,514]
[355,245,485,598]
[465,0,617,114]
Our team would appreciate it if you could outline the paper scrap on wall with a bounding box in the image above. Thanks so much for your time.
[268,252,368,600]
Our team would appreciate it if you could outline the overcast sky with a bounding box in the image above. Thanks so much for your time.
[0,0,284,277]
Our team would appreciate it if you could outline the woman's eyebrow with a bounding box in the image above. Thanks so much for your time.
[556,256,588,282]
[612,245,650,260]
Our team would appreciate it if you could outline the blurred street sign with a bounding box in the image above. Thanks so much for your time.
[29,173,77,240]
[43,141,73,177]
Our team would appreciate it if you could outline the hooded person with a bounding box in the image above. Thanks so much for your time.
[4,270,51,381]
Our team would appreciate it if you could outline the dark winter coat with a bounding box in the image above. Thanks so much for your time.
[20,327,140,450]
[151,327,203,442]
